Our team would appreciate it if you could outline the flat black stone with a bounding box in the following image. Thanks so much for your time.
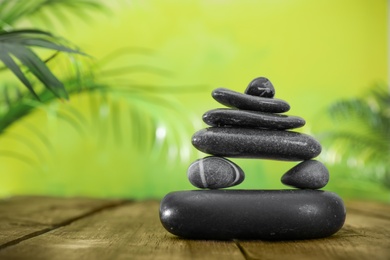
[192,127,321,161]
[203,108,305,130]
[281,160,329,189]
[212,88,290,113]
[245,77,275,97]
[159,190,346,240]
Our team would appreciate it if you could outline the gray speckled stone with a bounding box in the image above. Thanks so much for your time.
[212,88,290,113]
[192,127,321,161]
[281,160,329,189]
[160,189,346,240]
[187,156,244,189]
[203,108,305,130]
[245,77,275,97]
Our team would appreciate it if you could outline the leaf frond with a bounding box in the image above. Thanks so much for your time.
[0,30,85,98]
[0,0,106,30]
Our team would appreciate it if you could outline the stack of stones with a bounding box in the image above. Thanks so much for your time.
[160,77,346,240]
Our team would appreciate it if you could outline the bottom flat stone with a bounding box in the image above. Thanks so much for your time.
[159,190,346,240]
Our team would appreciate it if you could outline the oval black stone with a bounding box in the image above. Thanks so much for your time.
[187,156,245,189]
[159,190,346,240]
[281,160,329,189]
[245,77,275,97]
[212,88,290,113]
[203,108,305,130]
[192,127,322,161]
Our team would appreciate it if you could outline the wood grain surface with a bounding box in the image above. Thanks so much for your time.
[0,197,388,260]
[0,196,124,249]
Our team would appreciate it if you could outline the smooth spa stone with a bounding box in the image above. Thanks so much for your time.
[212,88,290,113]
[159,189,346,240]
[202,108,305,130]
[192,127,322,161]
[187,156,244,189]
[245,77,275,98]
[281,160,330,189]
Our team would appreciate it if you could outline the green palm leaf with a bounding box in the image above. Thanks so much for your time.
[0,46,36,98]
[322,84,390,187]
[0,30,84,99]
[328,89,390,137]
[0,0,105,29]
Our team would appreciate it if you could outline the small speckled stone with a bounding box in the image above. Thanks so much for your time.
[245,77,275,98]
[212,88,290,113]
[281,160,330,189]
[192,127,321,161]
[187,156,244,189]
[203,108,305,130]
[159,190,346,240]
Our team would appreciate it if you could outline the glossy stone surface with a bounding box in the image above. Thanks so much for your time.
[245,77,275,97]
[281,160,329,189]
[187,156,244,189]
[160,190,346,240]
[212,88,290,113]
[192,127,321,161]
[203,108,305,130]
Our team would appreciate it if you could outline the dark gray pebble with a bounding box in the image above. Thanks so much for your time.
[203,108,305,130]
[212,88,290,113]
[192,127,321,161]
[281,160,329,189]
[160,189,346,240]
[187,156,244,189]
[245,77,275,97]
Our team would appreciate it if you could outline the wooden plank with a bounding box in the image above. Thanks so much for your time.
[236,203,390,260]
[0,201,245,260]
[0,196,124,248]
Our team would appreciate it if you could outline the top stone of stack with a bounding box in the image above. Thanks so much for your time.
[245,77,275,97]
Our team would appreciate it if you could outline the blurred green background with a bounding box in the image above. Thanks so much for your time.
[0,0,388,202]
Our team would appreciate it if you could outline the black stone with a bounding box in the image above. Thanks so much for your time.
[212,88,290,113]
[281,160,329,189]
[192,127,321,161]
[187,156,244,189]
[203,108,305,130]
[245,77,275,97]
[159,190,346,240]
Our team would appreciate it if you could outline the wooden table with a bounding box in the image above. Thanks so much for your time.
[0,196,389,260]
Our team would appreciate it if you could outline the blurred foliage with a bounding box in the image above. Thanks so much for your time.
[319,85,390,188]
[0,0,103,27]
[0,0,206,153]
[0,0,208,198]
[0,0,105,98]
